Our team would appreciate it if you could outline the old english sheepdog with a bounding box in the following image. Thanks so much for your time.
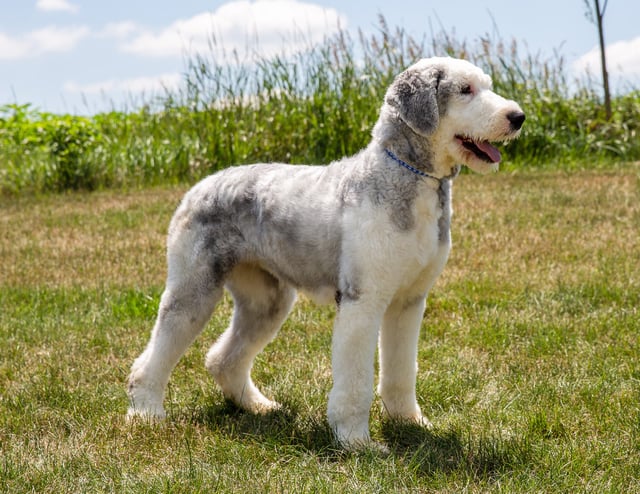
[127,57,525,450]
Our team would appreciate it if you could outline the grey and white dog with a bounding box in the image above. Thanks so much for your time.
[127,57,525,449]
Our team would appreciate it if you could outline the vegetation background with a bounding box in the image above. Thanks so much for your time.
[1,20,639,493]
[1,21,638,194]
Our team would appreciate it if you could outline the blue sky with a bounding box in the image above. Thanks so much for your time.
[1,0,639,114]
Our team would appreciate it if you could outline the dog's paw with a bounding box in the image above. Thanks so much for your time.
[332,421,376,452]
[343,437,390,455]
[400,413,434,430]
[414,414,434,429]
[126,404,166,422]
[127,383,166,421]
[243,396,282,415]
[381,401,433,429]
[333,430,390,455]
[400,410,433,429]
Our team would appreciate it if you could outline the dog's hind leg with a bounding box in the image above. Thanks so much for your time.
[205,264,296,414]
[127,241,224,419]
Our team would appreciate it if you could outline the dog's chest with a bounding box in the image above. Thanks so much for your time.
[412,182,451,252]
[393,184,452,292]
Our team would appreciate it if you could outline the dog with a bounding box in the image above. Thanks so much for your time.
[127,56,525,450]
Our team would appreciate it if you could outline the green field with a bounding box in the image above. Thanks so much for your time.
[1,168,639,493]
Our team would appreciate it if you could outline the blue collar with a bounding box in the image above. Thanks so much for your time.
[384,148,460,181]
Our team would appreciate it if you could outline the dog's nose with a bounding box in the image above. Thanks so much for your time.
[507,111,526,131]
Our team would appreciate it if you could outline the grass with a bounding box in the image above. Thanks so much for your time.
[1,167,639,492]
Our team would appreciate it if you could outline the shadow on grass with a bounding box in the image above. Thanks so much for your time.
[186,400,340,456]
[381,420,533,479]
[184,400,533,478]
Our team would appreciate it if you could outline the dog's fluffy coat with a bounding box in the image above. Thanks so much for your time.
[127,57,525,449]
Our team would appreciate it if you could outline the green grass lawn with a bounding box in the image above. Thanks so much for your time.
[1,168,639,493]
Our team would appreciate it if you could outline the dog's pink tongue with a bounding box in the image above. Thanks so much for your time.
[477,141,501,163]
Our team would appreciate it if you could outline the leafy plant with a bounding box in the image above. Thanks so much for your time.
[1,18,638,195]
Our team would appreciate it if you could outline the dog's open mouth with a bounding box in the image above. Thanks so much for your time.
[455,135,502,164]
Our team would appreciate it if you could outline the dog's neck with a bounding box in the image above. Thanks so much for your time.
[384,148,460,182]
[373,112,460,181]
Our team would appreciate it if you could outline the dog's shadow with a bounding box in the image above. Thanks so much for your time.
[186,402,531,477]
[381,419,531,478]
[187,400,340,456]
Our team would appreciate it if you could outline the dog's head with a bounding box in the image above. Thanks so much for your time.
[381,57,525,174]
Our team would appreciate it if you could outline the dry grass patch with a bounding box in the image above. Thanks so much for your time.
[448,169,640,289]
[0,187,184,288]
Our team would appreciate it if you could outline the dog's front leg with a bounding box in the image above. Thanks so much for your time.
[377,296,431,427]
[327,299,384,450]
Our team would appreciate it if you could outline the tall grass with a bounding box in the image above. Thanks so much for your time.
[1,18,639,194]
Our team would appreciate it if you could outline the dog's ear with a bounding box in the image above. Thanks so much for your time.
[386,68,443,136]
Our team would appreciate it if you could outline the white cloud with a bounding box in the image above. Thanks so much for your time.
[36,0,79,14]
[99,21,141,40]
[120,0,347,59]
[64,73,184,96]
[0,25,89,60]
[572,36,640,90]
[0,32,28,60]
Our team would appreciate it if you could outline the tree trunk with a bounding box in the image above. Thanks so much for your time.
[595,0,612,120]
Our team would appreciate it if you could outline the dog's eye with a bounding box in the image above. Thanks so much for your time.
[460,84,473,95]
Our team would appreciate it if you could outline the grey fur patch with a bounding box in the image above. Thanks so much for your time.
[435,77,453,118]
[189,194,249,283]
[437,179,452,243]
[382,126,437,175]
[376,65,447,176]
[386,67,444,136]
[183,163,347,295]
[388,184,418,232]
[360,160,421,232]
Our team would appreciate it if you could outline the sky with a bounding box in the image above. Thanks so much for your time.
[1,0,639,114]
